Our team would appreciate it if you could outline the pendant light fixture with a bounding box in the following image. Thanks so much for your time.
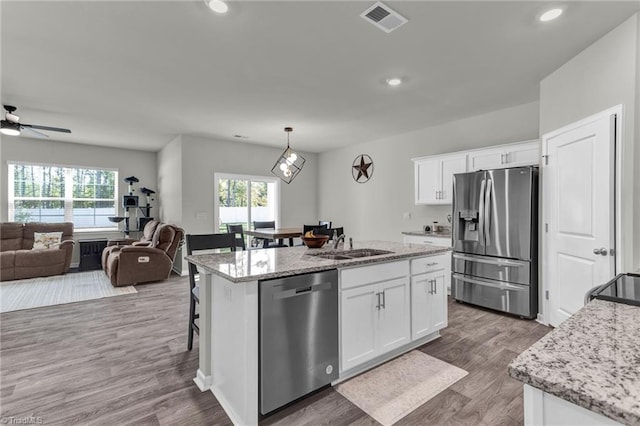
[271,127,305,184]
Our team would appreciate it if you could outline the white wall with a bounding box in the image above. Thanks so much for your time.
[539,13,639,271]
[157,135,183,226]
[166,134,319,272]
[0,136,158,266]
[317,101,540,242]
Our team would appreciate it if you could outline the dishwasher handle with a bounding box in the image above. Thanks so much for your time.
[273,281,332,300]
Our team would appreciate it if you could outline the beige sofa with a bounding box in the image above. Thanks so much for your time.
[0,222,75,281]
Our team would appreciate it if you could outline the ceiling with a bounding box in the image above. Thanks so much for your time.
[2,1,639,153]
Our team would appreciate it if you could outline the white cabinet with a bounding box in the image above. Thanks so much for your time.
[340,261,411,372]
[403,234,451,247]
[468,140,539,171]
[411,272,447,340]
[410,255,448,340]
[403,237,452,294]
[414,154,466,205]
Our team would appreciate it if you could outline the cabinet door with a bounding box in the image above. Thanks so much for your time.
[415,159,439,204]
[468,146,504,171]
[341,285,378,371]
[378,278,411,353]
[429,273,448,331]
[440,155,467,203]
[505,142,539,167]
[410,274,431,340]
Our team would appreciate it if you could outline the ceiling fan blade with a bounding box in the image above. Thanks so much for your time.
[21,123,71,133]
[19,125,49,139]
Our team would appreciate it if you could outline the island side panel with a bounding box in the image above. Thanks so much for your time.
[211,274,259,426]
[194,271,213,391]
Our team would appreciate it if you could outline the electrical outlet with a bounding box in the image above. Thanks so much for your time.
[403,212,411,220]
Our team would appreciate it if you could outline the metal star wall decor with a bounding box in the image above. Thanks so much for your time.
[352,154,374,183]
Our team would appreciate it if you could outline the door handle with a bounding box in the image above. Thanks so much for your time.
[433,280,437,294]
[381,290,386,309]
[484,178,492,242]
[593,248,608,256]
[478,178,486,243]
[375,292,381,310]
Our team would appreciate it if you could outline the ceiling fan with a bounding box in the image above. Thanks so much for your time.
[1,105,71,138]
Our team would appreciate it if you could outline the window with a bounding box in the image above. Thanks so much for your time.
[8,163,118,229]
[214,173,280,236]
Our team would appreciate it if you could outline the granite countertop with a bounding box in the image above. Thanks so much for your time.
[185,240,450,283]
[508,299,640,425]
[402,230,452,238]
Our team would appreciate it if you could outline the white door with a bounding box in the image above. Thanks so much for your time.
[544,113,616,327]
[378,278,411,353]
[506,142,540,167]
[468,146,504,171]
[440,155,467,203]
[429,273,448,330]
[340,285,378,371]
[415,159,439,204]
[410,275,430,340]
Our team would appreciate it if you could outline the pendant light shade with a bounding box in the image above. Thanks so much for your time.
[271,127,305,184]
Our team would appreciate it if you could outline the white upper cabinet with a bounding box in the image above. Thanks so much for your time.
[467,140,540,171]
[414,154,466,205]
[413,140,540,205]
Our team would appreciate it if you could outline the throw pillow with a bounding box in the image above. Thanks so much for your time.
[32,232,63,250]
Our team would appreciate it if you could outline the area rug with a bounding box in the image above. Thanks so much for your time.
[336,350,468,426]
[0,270,136,313]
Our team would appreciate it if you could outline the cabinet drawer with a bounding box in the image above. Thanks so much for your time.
[341,260,409,290]
[404,234,451,247]
[411,254,449,275]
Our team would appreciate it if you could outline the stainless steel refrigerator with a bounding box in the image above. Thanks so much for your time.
[451,166,538,318]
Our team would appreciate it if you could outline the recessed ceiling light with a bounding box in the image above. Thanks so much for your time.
[386,77,402,87]
[540,8,563,22]
[206,0,229,14]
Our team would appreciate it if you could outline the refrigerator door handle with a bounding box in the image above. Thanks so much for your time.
[452,273,528,292]
[484,178,492,242]
[452,253,527,267]
[478,178,486,244]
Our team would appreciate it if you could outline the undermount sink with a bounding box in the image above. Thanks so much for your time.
[309,248,393,260]
[339,249,393,258]
[315,254,352,260]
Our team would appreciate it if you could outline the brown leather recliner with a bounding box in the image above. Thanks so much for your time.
[103,223,184,286]
[101,219,160,268]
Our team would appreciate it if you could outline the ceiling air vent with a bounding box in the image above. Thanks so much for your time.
[360,2,408,33]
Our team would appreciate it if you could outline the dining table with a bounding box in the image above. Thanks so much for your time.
[243,227,302,247]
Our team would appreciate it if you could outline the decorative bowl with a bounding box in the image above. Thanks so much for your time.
[302,235,330,249]
[108,216,126,223]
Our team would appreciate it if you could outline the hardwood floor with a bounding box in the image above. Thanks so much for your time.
[0,275,550,425]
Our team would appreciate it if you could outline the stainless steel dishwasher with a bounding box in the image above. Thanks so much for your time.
[259,269,339,414]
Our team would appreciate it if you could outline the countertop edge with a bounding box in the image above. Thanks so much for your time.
[187,247,451,283]
[507,299,640,425]
[507,364,638,425]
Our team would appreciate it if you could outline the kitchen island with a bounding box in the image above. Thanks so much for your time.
[186,240,450,425]
[508,299,640,425]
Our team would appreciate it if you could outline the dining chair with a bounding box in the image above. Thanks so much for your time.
[303,223,329,235]
[252,221,287,248]
[186,233,236,351]
[318,220,332,228]
[226,224,247,251]
[316,227,344,240]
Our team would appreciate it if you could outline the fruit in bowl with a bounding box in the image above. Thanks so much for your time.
[301,231,330,248]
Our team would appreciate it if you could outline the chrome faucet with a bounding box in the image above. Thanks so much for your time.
[333,234,345,250]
